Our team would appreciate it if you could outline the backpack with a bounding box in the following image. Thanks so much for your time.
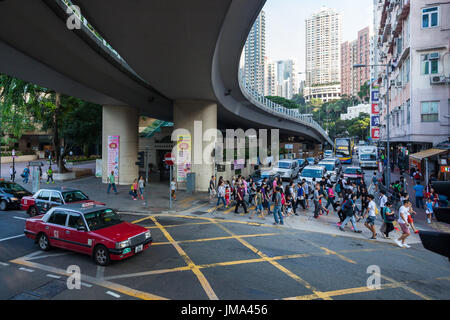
[414,172,420,180]
[342,199,354,216]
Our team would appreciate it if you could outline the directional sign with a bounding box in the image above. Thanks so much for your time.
[164,152,175,166]
[371,128,380,140]
[371,104,380,115]
[371,115,381,127]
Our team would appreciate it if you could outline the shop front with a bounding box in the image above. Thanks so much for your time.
[409,148,449,185]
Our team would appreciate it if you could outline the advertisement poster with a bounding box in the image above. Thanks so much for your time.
[107,136,120,182]
[234,159,245,170]
[176,135,191,182]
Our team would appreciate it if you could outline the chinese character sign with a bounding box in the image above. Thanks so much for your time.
[371,116,380,127]
[107,136,120,181]
[371,104,380,115]
[370,79,380,141]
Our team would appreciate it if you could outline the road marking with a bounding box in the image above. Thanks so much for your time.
[105,266,192,281]
[0,262,9,266]
[27,253,69,261]
[46,274,61,279]
[0,234,25,242]
[150,216,218,300]
[81,282,93,288]
[10,258,168,300]
[19,267,34,273]
[145,221,214,229]
[210,219,332,300]
[380,274,432,300]
[319,247,357,264]
[13,216,27,220]
[96,266,105,279]
[106,291,121,298]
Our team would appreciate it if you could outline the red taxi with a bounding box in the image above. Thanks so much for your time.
[343,166,365,182]
[24,202,152,266]
[21,187,104,216]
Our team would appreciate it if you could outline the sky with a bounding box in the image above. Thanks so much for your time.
[263,0,374,79]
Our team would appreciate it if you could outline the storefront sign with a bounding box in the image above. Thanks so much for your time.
[441,166,450,173]
[371,128,380,140]
[176,135,192,182]
[371,116,380,127]
[371,91,379,103]
[107,136,120,182]
[371,104,380,115]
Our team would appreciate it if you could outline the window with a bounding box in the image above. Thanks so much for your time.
[422,7,439,28]
[421,101,439,122]
[421,54,439,75]
[48,211,67,226]
[68,214,85,229]
[37,191,51,201]
[407,100,411,124]
[50,192,63,204]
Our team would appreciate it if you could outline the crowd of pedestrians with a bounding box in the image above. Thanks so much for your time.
[208,167,441,248]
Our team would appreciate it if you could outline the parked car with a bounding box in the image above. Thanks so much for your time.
[273,160,300,181]
[343,166,364,183]
[21,187,104,217]
[299,165,326,183]
[0,180,32,211]
[24,203,152,266]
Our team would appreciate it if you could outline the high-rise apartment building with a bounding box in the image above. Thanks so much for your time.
[341,27,372,98]
[244,11,266,95]
[276,59,298,99]
[264,58,278,96]
[304,7,342,103]
[375,0,449,155]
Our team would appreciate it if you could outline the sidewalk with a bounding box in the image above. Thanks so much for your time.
[13,175,438,246]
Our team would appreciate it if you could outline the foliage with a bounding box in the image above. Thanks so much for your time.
[358,81,370,103]
[265,96,299,109]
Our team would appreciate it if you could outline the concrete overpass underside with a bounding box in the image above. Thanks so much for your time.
[0,0,329,189]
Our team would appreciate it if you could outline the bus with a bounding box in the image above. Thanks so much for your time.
[334,138,353,164]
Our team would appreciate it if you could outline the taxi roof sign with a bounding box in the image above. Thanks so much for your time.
[81,202,95,208]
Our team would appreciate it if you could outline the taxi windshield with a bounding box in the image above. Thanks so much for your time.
[84,209,121,231]
[277,162,291,169]
[0,182,26,193]
[62,191,89,203]
[319,163,335,171]
[345,168,362,175]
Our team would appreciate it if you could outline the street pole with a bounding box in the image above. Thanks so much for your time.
[169,165,172,209]
[385,65,391,188]
[144,147,149,208]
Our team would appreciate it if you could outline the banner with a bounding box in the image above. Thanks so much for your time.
[107,136,120,182]
[176,135,192,182]
[370,79,380,141]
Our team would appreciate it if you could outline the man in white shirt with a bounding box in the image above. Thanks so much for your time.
[364,195,378,240]
[395,200,411,248]
[379,190,389,236]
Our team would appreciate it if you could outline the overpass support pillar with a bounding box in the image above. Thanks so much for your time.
[173,100,217,192]
[102,105,139,185]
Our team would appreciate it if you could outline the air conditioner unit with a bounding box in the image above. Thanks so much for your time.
[430,75,447,85]
[429,52,440,60]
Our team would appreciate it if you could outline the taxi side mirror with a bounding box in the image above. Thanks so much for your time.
[77,226,86,231]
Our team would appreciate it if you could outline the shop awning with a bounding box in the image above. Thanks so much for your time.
[409,148,447,160]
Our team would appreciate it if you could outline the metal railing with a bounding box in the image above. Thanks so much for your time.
[238,72,334,146]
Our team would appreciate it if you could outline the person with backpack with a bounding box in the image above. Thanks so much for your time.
[372,172,379,192]
[234,182,248,214]
[413,169,422,183]
[22,166,30,184]
[339,194,362,233]
[295,182,306,213]
[250,187,265,220]
[380,202,396,239]
[325,184,336,212]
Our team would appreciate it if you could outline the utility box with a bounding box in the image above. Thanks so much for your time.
[186,173,196,194]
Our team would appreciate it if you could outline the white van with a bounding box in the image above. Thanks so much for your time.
[273,160,299,180]
[358,146,378,168]
[298,165,325,183]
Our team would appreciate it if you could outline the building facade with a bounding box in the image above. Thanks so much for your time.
[375,0,449,153]
[341,27,372,98]
[340,104,371,120]
[304,7,342,103]
[244,11,266,95]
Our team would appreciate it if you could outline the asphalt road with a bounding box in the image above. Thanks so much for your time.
[0,207,449,300]
[0,155,448,300]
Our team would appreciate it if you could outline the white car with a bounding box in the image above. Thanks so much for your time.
[298,166,325,184]
[273,160,300,181]
[318,161,339,183]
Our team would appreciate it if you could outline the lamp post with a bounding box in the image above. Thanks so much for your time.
[353,63,390,187]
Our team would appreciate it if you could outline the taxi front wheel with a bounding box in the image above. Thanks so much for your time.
[38,233,50,251]
[94,245,111,266]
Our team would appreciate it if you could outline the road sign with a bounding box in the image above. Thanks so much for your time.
[371,128,380,140]
[164,153,175,166]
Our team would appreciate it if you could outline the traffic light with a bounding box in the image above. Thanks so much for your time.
[136,151,145,167]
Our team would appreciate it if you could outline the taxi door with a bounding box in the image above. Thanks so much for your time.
[46,210,69,249]
[64,213,91,254]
